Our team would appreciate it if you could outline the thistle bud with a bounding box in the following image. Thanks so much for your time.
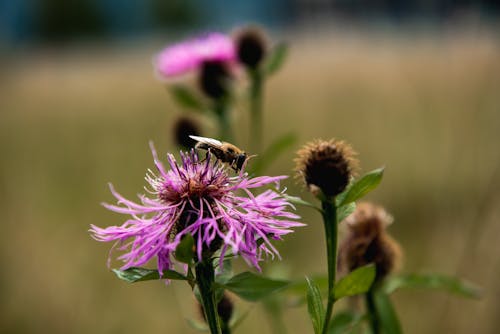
[235,27,267,69]
[199,60,232,99]
[172,117,201,149]
[338,202,402,281]
[295,139,359,198]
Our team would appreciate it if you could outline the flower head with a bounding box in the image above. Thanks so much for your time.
[235,27,267,69]
[154,32,236,78]
[295,139,359,198]
[90,144,302,274]
[338,202,402,281]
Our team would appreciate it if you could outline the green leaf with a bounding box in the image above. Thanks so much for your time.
[336,168,384,207]
[282,194,322,212]
[336,202,356,223]
[329,311,365,334]
[383,273,481,299]
[306,277,325,334]
[223,271,290,302]
[112,267,187,283]
[169,85,204,111]
[334,265,376,300]
[263,43,289,76]
[250,132,297,174]
[175,234,195,264]
[373,289,402,334]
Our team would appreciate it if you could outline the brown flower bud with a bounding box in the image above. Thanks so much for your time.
[172,116,201,149]
[198,60,232,99]
[338,202,402,282]
[295,139,359,198]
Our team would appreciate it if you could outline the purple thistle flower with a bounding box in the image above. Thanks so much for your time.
[90,144,303,275]
[154,32,236,78]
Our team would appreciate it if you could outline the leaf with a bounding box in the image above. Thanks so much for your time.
[383,273,481,299]
[373,289,402,334]
[250,132,297,174]
[336,168,384,207]
[169,85,204,111]
[112,267,187,283]
[222,271,290,302]
[175,234,195,264]
[263,43,289,76]
[336,202,356,223]
[306,277,325,334]
[282,194,322,212]
[334,265,376,300]
[329,311,365,334]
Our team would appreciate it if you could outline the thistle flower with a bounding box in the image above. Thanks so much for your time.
[154,32,236,78]
[295,139,359,198]
[90,144,302,275]
[338,202,402,281]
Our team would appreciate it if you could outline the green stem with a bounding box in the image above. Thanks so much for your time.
[249,69,263,152]
[366,287,381,334]
[196,260,222,334]
[321,199,338,334]
[214,98,232,142]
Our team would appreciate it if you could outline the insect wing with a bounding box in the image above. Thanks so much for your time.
[188,135,224,148]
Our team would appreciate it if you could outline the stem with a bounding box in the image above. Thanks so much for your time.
[365,287,381,334]
[214,98,232,142]
[249,69,263,152]
[321,199,338,334]
[196,259,222,334]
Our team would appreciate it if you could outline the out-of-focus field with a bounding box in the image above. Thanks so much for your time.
[1,29,499,334]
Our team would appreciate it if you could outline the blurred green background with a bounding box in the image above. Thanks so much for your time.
[1,1,500,333]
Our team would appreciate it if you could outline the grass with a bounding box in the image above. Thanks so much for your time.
[0,28,499,333]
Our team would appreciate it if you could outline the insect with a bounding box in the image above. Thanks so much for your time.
[189,135,250,172]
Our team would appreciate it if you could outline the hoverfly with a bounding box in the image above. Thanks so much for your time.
[189,135,250,172]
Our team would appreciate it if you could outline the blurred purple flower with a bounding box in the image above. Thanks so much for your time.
[154,32,236,78]
[90,144,302,274]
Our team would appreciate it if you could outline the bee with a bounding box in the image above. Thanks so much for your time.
[189,135,250,172]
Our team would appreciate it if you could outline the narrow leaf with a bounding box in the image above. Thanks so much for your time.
[175,234,195,264]
[250,132,297,174]
[306,277,325,334]
[334,265,376,300]
[373,289,403,334]
[336,202,356,223]
[112,267,187,283]
[264,43,289,76]
[169,85,204,111]
[329,311,365,334]
[383,273,481,299]
[337,168,384,207]
[282,194,322,212]
[223,272,290,302]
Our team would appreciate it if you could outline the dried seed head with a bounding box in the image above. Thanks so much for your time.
[235,27,267,69]
[199,60,232,99]
[338,202,402,282]
[295,139,359,198]
[173,117,201,149]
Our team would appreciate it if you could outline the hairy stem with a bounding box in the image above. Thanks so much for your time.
[366,287,381,334]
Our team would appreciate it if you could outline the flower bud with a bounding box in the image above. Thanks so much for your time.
[235,27,267,69]
[338,202,402,281]
[295,139,358,198]
[173,117,201,149]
